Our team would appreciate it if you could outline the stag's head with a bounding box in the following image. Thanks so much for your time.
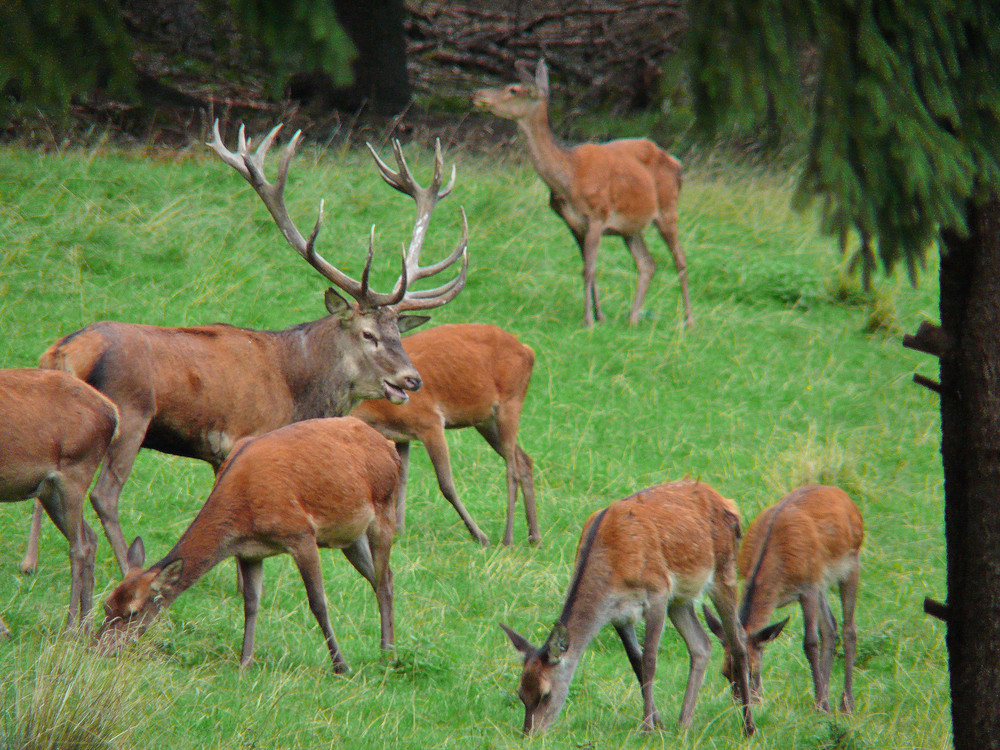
[500,622,573,735]
[96,538,182,654]
[208,122,469,405]
[473,59,550,120]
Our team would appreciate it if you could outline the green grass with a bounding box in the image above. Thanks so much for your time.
[0,139,947,748]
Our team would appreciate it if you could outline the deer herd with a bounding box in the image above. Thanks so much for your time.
[0,60,865,737]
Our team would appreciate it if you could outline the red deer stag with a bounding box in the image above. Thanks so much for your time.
[500,480,755,735]
[0,369,118,628]
[21,122,467,578]
[473,60,691,328]
[351,323,538,547]
[703,485,863,713]
[96,417,400,671]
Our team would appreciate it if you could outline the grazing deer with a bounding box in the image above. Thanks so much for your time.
[473,59,691,328]
[21,123,468,578]
[351,323,538,547]
[703,485,863,713]
[0,369,118,628]
[500,480,755,735]
[96,417,400,671]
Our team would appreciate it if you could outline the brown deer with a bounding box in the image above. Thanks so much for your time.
[473,59,692,328]
[0,369,118,628]
[21,123,468,578]
[703,485,863,713]
[96,416,400,671]
[351,323,539,547]
[500,480,755,735]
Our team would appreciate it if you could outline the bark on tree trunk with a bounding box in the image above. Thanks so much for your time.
[939,194,1000,749]
[332,0,411,114]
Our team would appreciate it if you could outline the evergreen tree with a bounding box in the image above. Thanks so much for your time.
[685,2,1000,746]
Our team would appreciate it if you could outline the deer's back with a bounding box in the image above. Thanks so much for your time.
[738,485,864,591]
[0,369,118,499]
[354,324,534,430]
[582,480,740,600]
[42,321,297,444]
[215,417,400,546]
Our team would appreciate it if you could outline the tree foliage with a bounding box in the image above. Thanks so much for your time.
[0,0,354,112]
[686,0,1000,278]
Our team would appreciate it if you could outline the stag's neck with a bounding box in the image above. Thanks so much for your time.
[275,318,358,419]
[516,103,574,197]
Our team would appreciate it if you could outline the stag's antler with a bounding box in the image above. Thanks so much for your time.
[366,138,468,311]
[208,121,467,312]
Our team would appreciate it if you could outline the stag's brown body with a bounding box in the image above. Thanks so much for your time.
[501,480,755,735]
[97,416,400,671]
[706,485,863,713]
[0,369,118,627]
[22,122,468,578]
[351,323,538,546]
[474,60,691,327]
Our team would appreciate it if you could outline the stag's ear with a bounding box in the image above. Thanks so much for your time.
[126,537,146,571]
[151,559,184,593]
[750,617,790,646]
[702,604,729,645]
[535,59,550,99]
[397,314,430,333]
[500,623,535,658]
[324,287,354,320]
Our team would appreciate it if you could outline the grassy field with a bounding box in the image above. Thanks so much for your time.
[0,135,948,749]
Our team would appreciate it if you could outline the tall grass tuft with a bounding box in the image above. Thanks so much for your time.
[2,634,144,750]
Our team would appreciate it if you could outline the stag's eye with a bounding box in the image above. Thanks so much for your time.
[362,331,378,345]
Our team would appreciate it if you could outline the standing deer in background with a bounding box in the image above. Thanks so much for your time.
[704,485,863,713]
[352,323,539,547]
[96,417,400,671]
[21,122,468,578]
[500,480,755,735]
[473,59,692,328]
[0,369,118,628]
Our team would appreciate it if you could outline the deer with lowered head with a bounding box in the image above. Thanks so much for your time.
[96,416,400,671]
[500,480,755,735]
[0,369,119,629]
[473,59,691,328]
[351,323,539,547]
[703,484,863,713]
[21,123,468,579]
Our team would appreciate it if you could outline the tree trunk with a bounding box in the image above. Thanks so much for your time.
[332,0,411,114]
[939,194,1000,749]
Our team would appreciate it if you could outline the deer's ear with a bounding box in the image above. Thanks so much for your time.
[151,559,184,593]
[515,59,535,86]
[500,623,535,658]
[751,617,790,646]
[126,537,146,571]
[535,59,550,99]
[397,314,430,333]
[543,622,570,664]
[702,604,729,645]
[325,288,353,320]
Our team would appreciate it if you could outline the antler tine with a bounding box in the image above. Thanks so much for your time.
[392,209,469,312]
[208,119,401,306]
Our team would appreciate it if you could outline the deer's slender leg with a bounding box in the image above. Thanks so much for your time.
[624,233,656,324]
[238,558,264,667]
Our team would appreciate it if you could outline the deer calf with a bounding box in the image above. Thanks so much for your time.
[501,480,754,735]
[704,484,863,713]
[474,60,691,327]
[96,417,400,671]
[0,369,118,628]
[351,323,538,546]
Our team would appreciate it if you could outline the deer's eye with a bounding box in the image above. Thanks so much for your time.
[362,331,378,345]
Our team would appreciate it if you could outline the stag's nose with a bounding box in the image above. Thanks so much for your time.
[402,374,422,391]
